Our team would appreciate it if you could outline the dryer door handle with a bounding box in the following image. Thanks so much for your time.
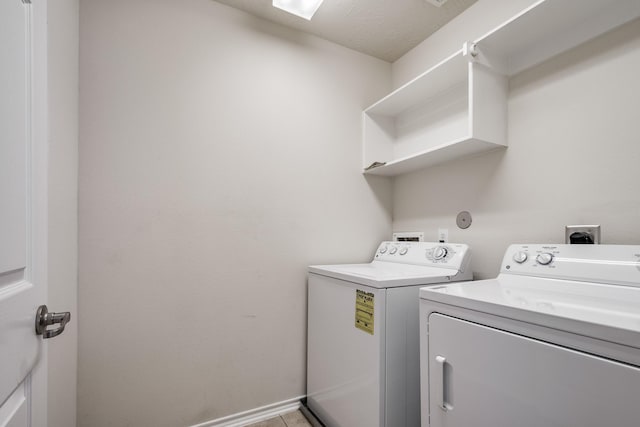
[434,355,452,412]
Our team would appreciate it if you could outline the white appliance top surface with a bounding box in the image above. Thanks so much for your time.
[310,261,457,288]
[309,241,471,288]
[420,244,640,348]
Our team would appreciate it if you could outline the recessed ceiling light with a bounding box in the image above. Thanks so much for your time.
[425,0,449,7]
[272,0,324,20]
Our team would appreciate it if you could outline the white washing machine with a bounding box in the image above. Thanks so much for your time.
[419,244,640,427]
[307,241,472,427]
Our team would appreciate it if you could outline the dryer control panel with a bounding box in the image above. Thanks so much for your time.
[501,244,640,287]
[375,241,470,271]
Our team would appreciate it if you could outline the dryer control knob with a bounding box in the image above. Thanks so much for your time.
[399,247,408,255]
[513,251,528,264]
[536,252,554,265]
[433,246,448,260]
[389,247,398,255]
[379,245,388,254]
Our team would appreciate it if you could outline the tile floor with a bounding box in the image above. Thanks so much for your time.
[245,410,312,427]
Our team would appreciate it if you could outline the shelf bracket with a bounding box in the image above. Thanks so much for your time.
[462,42,479,61]
[463,41,508,75]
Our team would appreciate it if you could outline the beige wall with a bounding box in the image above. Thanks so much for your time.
[393,13,640,279]
[77,0,391,426]
[47,0,79,426]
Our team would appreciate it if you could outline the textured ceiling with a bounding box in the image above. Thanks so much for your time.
[212,0,477,62]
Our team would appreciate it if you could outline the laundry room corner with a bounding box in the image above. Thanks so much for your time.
[7,0,640,426]
[391,1,640,279]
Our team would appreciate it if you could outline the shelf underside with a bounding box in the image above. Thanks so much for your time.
[476,0,640,76]
[363,137,505,177]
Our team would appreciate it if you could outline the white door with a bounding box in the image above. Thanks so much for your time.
[427,313,640,427]
[1,1,58,426]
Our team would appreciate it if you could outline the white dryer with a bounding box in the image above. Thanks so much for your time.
[419,244,640,427]
[307,241,472,427]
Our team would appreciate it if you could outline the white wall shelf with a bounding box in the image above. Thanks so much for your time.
[362,0,640,177]
[473,0,640,77]
[363,49,508,177]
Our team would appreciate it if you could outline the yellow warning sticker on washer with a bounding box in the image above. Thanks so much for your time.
[355,289,374,335]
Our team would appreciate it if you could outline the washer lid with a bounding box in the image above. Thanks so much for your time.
[309,261,457,288]
[420,274,640,349]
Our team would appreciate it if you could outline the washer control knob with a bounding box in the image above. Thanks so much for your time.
[513,251,528,264]
[389,247,398,255]
[399,247,408,256]
[433,246,448,260]
[536,252,554,265]
[379,245,388,254]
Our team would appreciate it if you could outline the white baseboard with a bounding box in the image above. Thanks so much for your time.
[190,396,305,427]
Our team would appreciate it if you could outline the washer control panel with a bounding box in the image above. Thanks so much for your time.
[375,241,470,269]
[501,244,640,286]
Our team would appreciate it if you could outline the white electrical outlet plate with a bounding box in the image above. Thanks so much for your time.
[565,225,601,244]
[438,229,448,243]
[393,232,424,242]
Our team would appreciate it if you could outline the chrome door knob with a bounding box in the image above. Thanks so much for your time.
[35,305,71,339]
